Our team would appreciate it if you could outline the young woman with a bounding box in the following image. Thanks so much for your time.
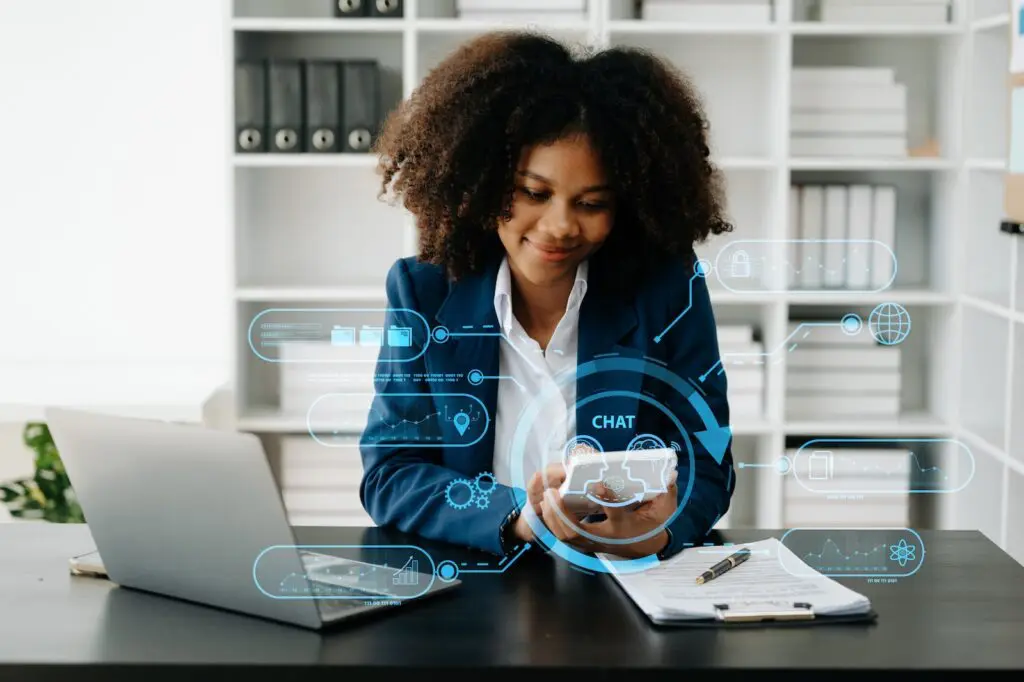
[359,31,735,562]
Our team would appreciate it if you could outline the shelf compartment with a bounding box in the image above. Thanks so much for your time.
[791,34,961,166]
[960,305,1011,453]
[235,166,406,289]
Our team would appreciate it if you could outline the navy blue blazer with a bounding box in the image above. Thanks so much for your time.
[359,254,735,558]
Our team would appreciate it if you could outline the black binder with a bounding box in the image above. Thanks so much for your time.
[341,60,380,153]
[370,0,403,18]
[234,61,267,153]
[303,60,342,154]
[267,59,303,154]
[334,0,368,17]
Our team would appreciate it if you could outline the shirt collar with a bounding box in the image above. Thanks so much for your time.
[493,256,589,336]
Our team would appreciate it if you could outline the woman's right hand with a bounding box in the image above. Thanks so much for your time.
[513,463,568,543]
[527,463,567,519]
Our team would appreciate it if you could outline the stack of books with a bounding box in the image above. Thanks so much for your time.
[785,320,901,419]
[789,183,897,290]
[816,0,950,25]
[639,0,773,23]
[783,446,913,527]
[456,0,587,22]
[278,434,375,527]
[278,341,377,433]
[790,67,908,158]
[719,324,765,420]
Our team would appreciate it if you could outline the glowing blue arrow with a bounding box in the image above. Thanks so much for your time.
[687,390,731,465]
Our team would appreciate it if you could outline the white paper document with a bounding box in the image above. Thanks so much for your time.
[599,537,871,622]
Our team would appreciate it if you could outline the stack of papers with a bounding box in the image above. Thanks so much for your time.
[599,537,872,623]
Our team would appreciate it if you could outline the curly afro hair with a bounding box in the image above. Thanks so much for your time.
[372,30,733,286]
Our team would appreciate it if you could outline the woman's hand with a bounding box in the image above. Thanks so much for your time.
[539,483,677,559]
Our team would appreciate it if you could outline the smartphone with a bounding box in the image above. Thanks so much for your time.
[557,448,678,515]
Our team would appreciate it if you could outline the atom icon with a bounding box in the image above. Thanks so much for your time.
[889,538,917,567]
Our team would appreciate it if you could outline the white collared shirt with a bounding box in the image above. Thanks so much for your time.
[491,256,588,488]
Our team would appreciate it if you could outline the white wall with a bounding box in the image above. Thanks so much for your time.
[0,0,231,433]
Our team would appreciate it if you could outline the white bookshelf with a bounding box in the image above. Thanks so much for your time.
[227,0,1024,561]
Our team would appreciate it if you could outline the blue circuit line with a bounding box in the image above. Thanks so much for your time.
[459,542,532,574]
[700,322,843,382]
[653,272,700,344]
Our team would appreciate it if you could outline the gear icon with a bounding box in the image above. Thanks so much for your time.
[474,493,491,509]
[473,471,497,496]
[445,478,475,510]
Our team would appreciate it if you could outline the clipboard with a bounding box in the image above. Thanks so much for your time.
[646,601,879,628]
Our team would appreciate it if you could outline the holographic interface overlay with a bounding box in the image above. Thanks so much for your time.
[509,354,732,574]
[779,528,925,579]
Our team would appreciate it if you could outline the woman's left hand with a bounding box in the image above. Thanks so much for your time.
[539,484,678,559]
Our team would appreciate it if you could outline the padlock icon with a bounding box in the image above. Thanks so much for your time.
[730,250,751,278]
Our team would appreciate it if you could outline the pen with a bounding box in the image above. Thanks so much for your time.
[695,548,751,585]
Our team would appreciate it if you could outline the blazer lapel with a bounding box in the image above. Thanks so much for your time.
[575,277,643,453]
[434,261,501,471]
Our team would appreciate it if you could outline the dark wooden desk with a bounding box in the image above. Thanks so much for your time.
[1,524,1022,680]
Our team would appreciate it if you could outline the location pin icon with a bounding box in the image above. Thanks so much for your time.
[453,411,470,437]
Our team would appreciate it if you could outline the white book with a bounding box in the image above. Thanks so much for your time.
[288,512,376,527]
[721,341,766,355]
[818,0,948,4]
[799,186,825,289]
[820,3,949,24]
[786,394,901,417]
[282,468,362,488]
[790,136,908,157]
[281,437,365,466]
[789,186,801,290]
[786,347,901,369]
[791,112,907,134]
[787,320,879,345]
[783,502,908,527]
[791,67,894,86]
[282,489,365,514]
[845,185,875,289]
[457,0,585,10]
[871,186,897,289]
[786,370,901,393]
[823,186,848,288]
[727,392,764,417]
[725,368,765,391]
[641,2,772,23]
[457,10,585,21]
[717,325,755,346]
[791,84,906,112]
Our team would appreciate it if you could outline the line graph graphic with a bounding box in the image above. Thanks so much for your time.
[309,392,490,448]
[779,528,925,578]
[800,539,891,574]
[835,451,948,486]
[364,406,442,442]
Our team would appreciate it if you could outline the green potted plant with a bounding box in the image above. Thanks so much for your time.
[0,422,84,523]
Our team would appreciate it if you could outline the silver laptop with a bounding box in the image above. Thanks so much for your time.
[45,407,460,630]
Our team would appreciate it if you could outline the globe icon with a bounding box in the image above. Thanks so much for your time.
[868,302,911,346]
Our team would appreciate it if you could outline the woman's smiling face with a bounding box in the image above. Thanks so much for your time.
[497,134,616,287]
